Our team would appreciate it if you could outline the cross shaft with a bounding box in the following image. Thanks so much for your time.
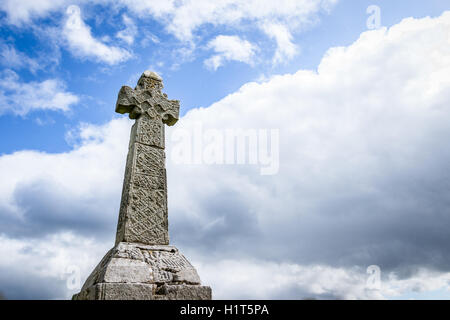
[115,71,179,245]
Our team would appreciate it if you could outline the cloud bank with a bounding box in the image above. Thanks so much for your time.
[63,5,132,65]
[205,35,258,70]
[0,11,450,299]
[0,70,79,116]
[0,0,336,67]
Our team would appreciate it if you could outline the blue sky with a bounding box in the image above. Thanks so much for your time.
[1,0,448,154]
[1,0,450,299]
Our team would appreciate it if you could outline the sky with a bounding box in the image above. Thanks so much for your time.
[0,0,450,300]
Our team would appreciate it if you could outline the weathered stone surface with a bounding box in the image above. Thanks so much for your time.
[173,268,201,284]
[73,71,211,300]
[74,283,156,300]
[73,242,210,300]
[73,283,212,300]
[155,284,212,300]
[115,71,179,246]
[102,258,152,283]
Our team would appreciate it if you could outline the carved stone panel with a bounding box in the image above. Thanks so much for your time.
[132,116,165,149]
[116,137,168,245]
[134,143,165,177]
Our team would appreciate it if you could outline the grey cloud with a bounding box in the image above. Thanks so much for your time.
[170,187,261,252]
[167,131,450,276]
[2,11,450,299]
[0,267,67,300]
[0,178,119,239]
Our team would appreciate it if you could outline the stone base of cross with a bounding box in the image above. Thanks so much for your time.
[72,242,211,300]
[72,71,211,300]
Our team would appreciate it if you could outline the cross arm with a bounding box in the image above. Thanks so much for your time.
[115,85,143,119]
[115,71,181,124]
[160,99,180,126]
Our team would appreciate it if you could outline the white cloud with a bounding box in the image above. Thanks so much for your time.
[63,5,131,65]
[116,14,137,45]
[0,1,335,66]
[204,35,258,70]
[197,259,450,299]
[261,23,299,63]
[1,11,450,299]
[197,259,379,299]
[165,11,450,297]
[121,0,337,41]
[0,232,107,299]
[120,0,335,64]
[0,118,130,209]
[0,70,79,116]
[0,118,131,298]
[0,0,69,25]
[140,31,160,48]
[0,43,40,72]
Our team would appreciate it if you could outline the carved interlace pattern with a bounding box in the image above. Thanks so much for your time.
[117,138,168,245]
[135,117,164,148]
[142,250,191,283]
[115,74,179,246]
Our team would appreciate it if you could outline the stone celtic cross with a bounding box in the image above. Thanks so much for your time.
[73,71,211,300]
[115,71,179,245]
